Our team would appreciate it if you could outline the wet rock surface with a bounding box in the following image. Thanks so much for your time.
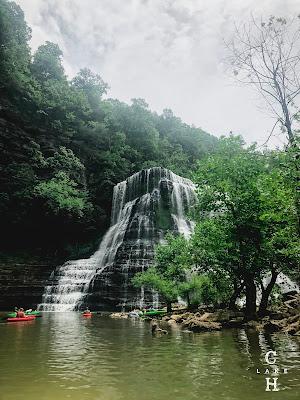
[182,319,222,332]
[153,297,300,335]
[110,312,128,319]
[0,263,54,310]
[260,294,300,335]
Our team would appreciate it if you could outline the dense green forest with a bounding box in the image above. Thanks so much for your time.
[0,0,217,261]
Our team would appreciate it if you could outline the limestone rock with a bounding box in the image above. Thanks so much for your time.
[0,263,54,310]
[167,319,178,326]
[182,318,221,332]
[263,320,284,332]
[110,312,128,319]
[199,310,240,323]
[170,314,185,322]
[283,320,300,335]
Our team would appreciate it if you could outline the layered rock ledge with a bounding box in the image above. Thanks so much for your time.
[0,263,53,310]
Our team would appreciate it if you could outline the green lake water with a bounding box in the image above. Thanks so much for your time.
[0,312,299,400]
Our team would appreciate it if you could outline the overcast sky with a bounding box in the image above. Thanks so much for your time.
[15,0,300,146]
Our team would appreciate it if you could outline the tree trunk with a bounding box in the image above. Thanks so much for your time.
[167,302,172,313]
[258,269,278,317]
[186,292,191,310]
[283,105,294,145]
[229,280,244,310]
[272,74,294,144]
[244,275,257,321]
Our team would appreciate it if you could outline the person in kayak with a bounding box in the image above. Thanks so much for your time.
[83,308,91,314]
[16,308,26,318]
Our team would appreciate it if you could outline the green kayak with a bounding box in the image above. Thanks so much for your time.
[6,311,41,318]
[142,310,166,317]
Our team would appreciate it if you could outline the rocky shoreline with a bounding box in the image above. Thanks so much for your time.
[110,294,300,336]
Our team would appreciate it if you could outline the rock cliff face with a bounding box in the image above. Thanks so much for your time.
[39,167,196,311]
[0,264,54,310]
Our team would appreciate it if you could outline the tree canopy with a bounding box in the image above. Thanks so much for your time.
[0,0,217,260]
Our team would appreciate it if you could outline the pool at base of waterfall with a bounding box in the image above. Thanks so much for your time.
[0,312,299,400]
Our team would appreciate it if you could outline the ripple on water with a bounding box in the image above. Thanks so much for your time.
[0,313,299,400]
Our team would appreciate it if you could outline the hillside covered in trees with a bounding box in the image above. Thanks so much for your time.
[0,0,217,261]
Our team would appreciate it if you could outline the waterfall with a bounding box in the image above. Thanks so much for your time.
[38,200,136,311]
[170,173,195,238]
[38,167,196,311]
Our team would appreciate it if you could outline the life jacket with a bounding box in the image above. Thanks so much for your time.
[16,311,25,318]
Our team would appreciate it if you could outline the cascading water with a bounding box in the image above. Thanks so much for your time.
[39,167,196,311]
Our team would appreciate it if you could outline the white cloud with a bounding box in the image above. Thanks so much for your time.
[15,0,300,146]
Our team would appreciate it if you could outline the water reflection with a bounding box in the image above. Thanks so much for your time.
[0,314,299,400]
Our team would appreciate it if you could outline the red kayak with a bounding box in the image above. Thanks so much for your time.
[7,316,36,322]
[82,313,92,317]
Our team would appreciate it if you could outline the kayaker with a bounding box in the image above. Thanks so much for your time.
[16,308,26,318]
[84,308,91,314]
